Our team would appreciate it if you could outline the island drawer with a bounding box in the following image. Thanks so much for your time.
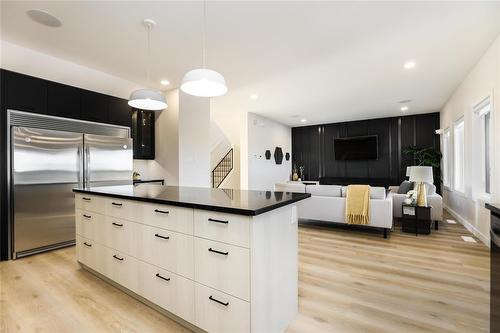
[101,246,141,294]
[194,238,250,301]
[95,216,139,257]
[75,194,105,213]
[76,235,104,273]
[194,283,250,333]
[136,202,194,235]
[194,210,250,248]
[105,198,138,220]
[139,261,195,324]
[76,209,104,240]
[136,224,194,279]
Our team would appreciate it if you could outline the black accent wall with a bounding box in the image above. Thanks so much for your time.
[292,112,440,188]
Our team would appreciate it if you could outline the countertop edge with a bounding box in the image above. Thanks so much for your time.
[72,188,311,216]
[486,203,500,216]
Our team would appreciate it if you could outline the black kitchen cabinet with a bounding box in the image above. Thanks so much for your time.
[4,70,47,114]
[108,97,131,127]
[132,109,155,159]
[81,90,109,122]
[47,81,81,118]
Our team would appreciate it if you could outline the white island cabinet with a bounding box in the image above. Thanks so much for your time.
[74,186,307,333]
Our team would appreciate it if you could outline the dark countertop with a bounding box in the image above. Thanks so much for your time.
[73,185,310,216]
[486,203,500,216]
[133,179,164,185]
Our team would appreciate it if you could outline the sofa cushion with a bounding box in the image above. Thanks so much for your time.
[341,185,386,199]
[370,187,386,199]
[274,182,306,193]
[397,181,414,194]
[425,183,436,195]
[306,185,341,197]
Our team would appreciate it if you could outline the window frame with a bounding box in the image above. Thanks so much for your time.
[442,127,451,189]
[453,117,465,194]
[473,96,493,200]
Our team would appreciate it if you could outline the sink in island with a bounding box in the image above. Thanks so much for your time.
[72,185,310,333]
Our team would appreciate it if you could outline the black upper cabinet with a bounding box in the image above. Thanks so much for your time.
[108,97,131,127]
[47,81,81,118]
[5,70,47,114]
[132,109,155,159]
[81,90,109,123]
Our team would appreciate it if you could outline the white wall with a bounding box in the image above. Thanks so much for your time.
[440,34,500,245]
[243,113,292,191]
[178,91,211,187]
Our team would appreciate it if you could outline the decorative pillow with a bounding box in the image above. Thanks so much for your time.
[397,181,414,194]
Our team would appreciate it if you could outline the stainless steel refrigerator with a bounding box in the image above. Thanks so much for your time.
[11,126,133,258]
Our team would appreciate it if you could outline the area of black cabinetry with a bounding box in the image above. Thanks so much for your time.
[4,70,47,114]
[81,90,109,122]
[108,97,131,127]
[47,81,81,118]
[132,109,155,159]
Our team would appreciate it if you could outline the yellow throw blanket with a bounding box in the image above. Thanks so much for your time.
[345,185,370,225]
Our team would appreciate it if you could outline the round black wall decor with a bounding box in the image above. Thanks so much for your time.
[265,150,271,160]
[274,147,283,165]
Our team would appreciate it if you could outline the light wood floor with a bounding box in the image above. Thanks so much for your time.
[0,213,489,333]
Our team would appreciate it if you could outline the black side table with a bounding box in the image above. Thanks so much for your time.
[401,204,432,236]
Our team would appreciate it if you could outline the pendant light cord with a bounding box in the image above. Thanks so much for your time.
[147,23,151,82]
[202,0,207,68]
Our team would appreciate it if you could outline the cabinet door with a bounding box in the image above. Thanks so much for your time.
[132,109,155,159]
[47,81,81,118]
[108,97,131,127]
[5,70,47,114]
[81,90,109,122]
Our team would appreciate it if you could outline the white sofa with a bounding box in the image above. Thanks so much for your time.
[274,182,393,238]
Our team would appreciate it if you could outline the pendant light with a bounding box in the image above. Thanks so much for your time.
[181,1,227,97]
[128,19,167,111]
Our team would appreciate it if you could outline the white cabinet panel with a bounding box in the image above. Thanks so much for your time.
[194,210,250,248]
[75,235,104,273]
[104,197,138,220]
[194,238,250,301]
[75,194,105,213]
[101,246,140,294]
[195,283,250,333]
[136,225,194,279]
[136,202,194,235]
[75,209,104,240]
[139,261,195,323]
[94,216,139,257]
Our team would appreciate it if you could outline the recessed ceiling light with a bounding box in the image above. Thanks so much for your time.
[401,106,409,111]
[300,119,307,123]
[403,61,416,69]
[160,79,170,86]
[250,94,259,100]
[26,9,62,27]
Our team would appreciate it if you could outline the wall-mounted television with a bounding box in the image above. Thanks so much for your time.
[334,135,378,160]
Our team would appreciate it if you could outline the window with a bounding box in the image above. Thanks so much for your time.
[453,118,465,193]
[442,128,451,187]
[473,97,492,196]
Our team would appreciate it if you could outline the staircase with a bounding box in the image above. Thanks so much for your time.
[212,148,233,188]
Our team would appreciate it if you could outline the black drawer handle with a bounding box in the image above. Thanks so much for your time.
[113,254,124,261]
[112,222,123,227]
[154,209,169,214]
[208,218,229,224]
[82,197,91,201]
[209,296,229,306]
[208,248,229,256]
[154,233,170,240]
[155,273,171,282]
[83,242,92,247]
[83,214,92,219]
[112,202,123,207]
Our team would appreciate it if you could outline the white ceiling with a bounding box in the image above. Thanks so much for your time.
[1,1,500,126]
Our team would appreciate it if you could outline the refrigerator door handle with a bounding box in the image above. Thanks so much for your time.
[77,144,84,188]
[84,146,90,188]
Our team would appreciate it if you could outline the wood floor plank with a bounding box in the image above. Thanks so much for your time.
[0,211,489,333]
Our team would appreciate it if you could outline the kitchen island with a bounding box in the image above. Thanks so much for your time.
[72,185,310,333]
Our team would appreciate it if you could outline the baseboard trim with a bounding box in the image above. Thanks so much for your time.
[443,205,490,247]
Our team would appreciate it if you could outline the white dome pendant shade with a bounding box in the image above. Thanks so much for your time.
[180,68,227,97]
[128,19,167,111]
[128,89,167,111]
